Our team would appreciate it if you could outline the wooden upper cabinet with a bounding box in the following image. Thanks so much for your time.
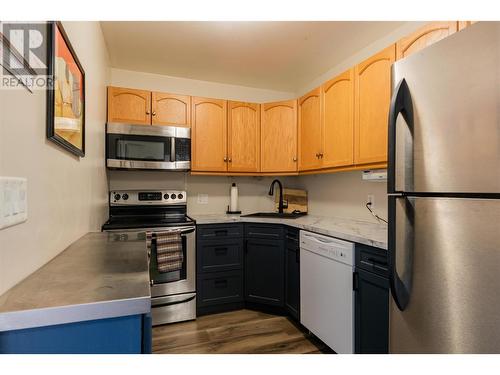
[396,22,458,59]
[191,97,227,172]
[107,86,151,125]
[458,21,477,31]
[261,100,298,173]
[152,92,191,127]
[298,88,322,171]
[322,68,354,168]
[354,44,395,165]
[227,101,261,173]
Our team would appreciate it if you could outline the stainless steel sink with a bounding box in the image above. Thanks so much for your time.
[240,212,307,219]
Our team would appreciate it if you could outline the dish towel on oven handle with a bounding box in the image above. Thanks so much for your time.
[146,230,183,273]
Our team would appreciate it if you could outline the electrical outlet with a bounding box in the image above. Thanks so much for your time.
[367,194,375,209]
[197,193,208,204]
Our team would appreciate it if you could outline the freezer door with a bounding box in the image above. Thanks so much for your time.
[389,196,500,353]
[389,22,500,194]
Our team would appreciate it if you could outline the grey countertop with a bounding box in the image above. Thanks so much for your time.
[192,214,388,250]
[0,232,151,332]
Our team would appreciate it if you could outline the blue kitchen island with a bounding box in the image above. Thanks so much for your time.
[0,232,152,354]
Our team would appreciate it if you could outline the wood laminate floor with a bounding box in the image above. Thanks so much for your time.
[152,309,333,354]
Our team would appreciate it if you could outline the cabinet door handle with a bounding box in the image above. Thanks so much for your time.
[319,153,324,158]
[292,157,297,162]
[223,157,228,162]
[152,111,156,116]
[315,153,319,158]
[228,158,232,163]
[146,110,150,115]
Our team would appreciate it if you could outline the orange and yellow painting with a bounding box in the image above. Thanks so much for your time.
[53,23,84,150]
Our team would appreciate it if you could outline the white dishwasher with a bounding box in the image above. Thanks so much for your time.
[300,230,354,354]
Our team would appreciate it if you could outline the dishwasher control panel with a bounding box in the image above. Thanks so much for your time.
[299,230,354,266]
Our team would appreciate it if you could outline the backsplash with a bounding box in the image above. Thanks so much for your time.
[107,169,387,223]
[295,171,388,223]
[107,171,298,215]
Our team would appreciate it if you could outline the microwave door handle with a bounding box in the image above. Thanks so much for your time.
[170,138,175,162]
[388,78,414,194]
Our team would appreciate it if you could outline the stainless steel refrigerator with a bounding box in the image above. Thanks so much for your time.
[388,22,500,353]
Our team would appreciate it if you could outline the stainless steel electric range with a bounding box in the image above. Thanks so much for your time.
[102,190,196,326]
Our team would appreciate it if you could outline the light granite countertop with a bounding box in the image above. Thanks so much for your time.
[0,232,151,332]
[191,214,388,250]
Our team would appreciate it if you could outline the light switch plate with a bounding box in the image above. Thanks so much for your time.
[0,177,28,230]
[197,193,208,204]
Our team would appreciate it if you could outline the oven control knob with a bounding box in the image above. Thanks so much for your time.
[178,193,183,200]
[122,193,129,200]
[170,193,177,199]
[163,194,169,200]
[114,194,121,200]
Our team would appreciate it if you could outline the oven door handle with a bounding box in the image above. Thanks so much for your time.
[151,292,196,308]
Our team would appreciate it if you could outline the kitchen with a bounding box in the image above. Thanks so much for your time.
[0,1,499,371]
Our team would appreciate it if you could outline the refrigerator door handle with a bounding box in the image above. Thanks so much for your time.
[389,196,414,311]
[388,78,414,194]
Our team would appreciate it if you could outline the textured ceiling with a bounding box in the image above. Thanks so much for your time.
[101,21,406,92]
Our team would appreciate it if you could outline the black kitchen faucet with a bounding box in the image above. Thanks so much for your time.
[268,179,284,214]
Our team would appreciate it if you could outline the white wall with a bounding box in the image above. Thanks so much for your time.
[110,68,295,103]
[296,172,387,223]
[0,22,110,295]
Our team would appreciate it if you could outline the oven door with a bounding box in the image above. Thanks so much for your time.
[149,226,196,297]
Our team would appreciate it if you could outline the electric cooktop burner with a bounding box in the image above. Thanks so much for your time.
[101,190,195,232]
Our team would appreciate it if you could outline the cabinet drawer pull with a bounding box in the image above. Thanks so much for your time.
[248,232,277,238]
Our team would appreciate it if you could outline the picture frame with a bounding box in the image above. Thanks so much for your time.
[46,21,85,157]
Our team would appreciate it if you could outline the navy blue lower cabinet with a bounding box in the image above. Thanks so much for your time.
[285,227,300,320]
[0,314,148,354]
[354,244,390,354]
[244,237,285,307]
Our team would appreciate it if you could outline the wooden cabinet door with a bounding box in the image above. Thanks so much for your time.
[261,100,298,173]
[151,92,190,127]
[354,45,395,165]
[227,101,260,173]
[107,86,151,125]
[396,22,458,59]
[192,97,227,172]
[298,88,322,171]
[322,68,354,168]
[458,21,477,31]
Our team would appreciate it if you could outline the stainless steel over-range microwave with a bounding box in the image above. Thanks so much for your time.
[106,123,191,171]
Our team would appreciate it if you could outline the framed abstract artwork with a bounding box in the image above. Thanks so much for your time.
[46,21,85,157]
